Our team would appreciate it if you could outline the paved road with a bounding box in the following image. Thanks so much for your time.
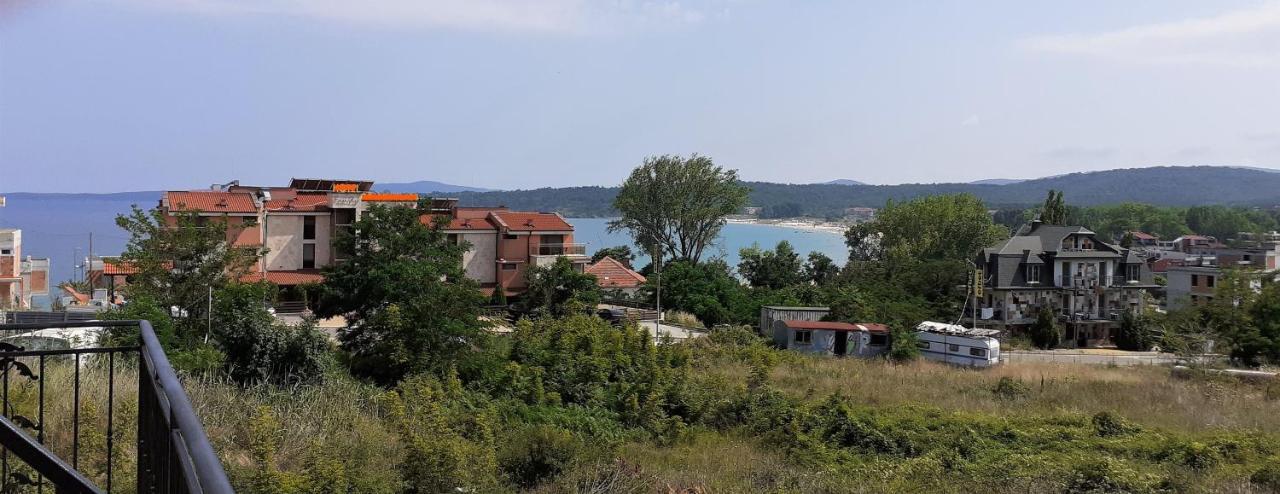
[1003,350,1182,366]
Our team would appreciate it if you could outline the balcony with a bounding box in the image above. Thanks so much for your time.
[536,243,587,256]
[1058,274,1117,289]
[0,320,233,493]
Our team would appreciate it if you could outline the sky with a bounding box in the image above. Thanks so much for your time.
[3,0,1280,192]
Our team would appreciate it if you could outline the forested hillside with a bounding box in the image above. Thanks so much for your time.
[451,166,1280,218]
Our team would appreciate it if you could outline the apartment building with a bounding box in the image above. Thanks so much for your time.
[1164,245,1280,310]
[154,178,587,298]
[0,229,51,309]
[975,220,1158,348]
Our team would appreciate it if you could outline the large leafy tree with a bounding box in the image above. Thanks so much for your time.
[804,252,841,285]
[590,245,635,268]
[843,194,1006,320]
[519,257,601,318]
[315,202,487,384]
[1040,190,1067,225]
[646,260,750,326]
[738,241,805,289]
[115,206,260,343]
[609,154,750,263]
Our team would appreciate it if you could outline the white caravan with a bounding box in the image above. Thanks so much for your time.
[914,321,1001,367]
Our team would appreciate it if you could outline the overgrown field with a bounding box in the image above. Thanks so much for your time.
[177,322,1280,494]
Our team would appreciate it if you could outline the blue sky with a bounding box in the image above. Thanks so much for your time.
[3,0,1280,192]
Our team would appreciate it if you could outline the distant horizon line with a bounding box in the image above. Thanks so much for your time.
[2,164,1276,195]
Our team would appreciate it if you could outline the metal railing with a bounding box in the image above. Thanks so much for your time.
[536,243,587,256]
[0,320,233,493]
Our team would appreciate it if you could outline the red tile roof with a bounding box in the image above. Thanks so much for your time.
[491,212,573,232]
[102,259,140,275]
[166,191,258,214]
[239,270,325,285]
[443,217,497,230]
[266,193,329,211]
[781,320,889,332]
[585,256,646,288]
[1129,231,1157,240]
[362,193,418,202]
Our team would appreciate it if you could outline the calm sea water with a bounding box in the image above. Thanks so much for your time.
[0,194,848,290]
[568,218,848,268]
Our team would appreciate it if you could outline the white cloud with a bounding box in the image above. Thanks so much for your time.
[1020,2,1280,67]
[111,0,710,34]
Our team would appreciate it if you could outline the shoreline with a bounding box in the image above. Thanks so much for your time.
[724,217,848,234]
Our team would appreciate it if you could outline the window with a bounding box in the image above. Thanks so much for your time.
[504,234,518,240]
[303,216,316,240]
[1207,276,1215,288]
[1191,274,1199,286]
[1027,265,1041,283]
[793,330,812,344]
[447,233,459,245]
[948,344,960,352]
[302,244,315,269]
[969,347,987,357]
[1128,264,1140,282]
[0,249,9,255]
[869,333,888,346]
[916,341,931,350]
[501,263,518,270]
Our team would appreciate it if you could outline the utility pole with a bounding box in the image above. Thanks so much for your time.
[651,245,662,336]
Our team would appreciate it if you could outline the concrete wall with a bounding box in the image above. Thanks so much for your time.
[265,214,331,271]
[460,232,497,283]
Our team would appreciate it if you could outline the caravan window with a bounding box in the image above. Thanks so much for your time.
[969,347,987,357]
[793,330,812,345]
[949,344,960,352]
[915,341,930,350]
[869,333,888,346]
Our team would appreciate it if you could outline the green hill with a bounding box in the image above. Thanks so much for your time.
[453,166,1280,218]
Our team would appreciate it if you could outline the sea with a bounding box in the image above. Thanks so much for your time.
[0,194,849,292]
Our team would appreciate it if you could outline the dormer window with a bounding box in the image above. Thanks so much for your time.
[1026,264,1041,284]
[1127,264,1140,282]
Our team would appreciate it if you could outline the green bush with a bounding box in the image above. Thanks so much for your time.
[1029,309,1062,350]
[1252,459,1280,490]
[888,326,920,362]
[1065,457,1161,494]
[992,377,1029,400]
[498,425,584,488]
[1092,411,1141,437]
[212,282,330,385]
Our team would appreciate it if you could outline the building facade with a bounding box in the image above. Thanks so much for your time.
[0,229,51,309]
[975,221,1158,347]
[153,178,587,297]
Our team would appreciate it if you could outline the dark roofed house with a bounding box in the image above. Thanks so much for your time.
[976,219,1158,348]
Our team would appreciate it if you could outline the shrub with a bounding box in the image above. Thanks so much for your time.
[380,375,500,493]
[1065,457,1160,494]
[213,283,330,385]
[499,424,584,488]
[663,310,704,329]
[992,377,1029,400]
[1116,311,1155,351]
[887,326,920,362]
[1029,309,1062,350]
[1252,459,1280,490]
[1092,411,1141,437]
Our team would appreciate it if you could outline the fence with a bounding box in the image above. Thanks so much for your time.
[0,320,233,493]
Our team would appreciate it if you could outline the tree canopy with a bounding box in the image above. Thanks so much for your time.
[609,154,750,263]
[315,202,487,384]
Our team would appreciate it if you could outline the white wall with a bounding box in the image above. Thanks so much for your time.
[265,216,302,271]
[460,232,496,283]
[265,214,331,271]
